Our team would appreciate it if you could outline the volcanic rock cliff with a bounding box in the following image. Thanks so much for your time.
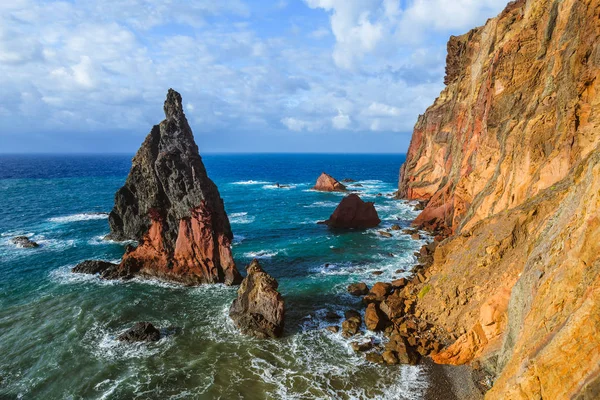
[106,89,241,285]
[398,0,600,398]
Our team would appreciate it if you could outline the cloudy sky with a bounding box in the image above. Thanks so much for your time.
[0,0,508,154]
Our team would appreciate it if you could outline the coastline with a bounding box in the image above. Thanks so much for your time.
[424,360,483,400]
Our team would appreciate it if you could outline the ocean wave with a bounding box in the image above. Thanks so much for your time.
[231,180,271,185]
[232,234,246,245]
[229,212,255,224]
[48,212,109,223]
[303,201,338,208]
[243,250,278,259]
[262,183,297,190]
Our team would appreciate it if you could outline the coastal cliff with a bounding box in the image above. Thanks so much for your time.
[106,89,241,285]
[398,0,600,398]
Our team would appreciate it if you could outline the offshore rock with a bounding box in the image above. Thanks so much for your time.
[117,322,161,343]
[105,89,241,285]
[229,260,285,339]
[312,172,347,192]
[323,194,380,229]
[72,260,119,277]
[11,236,39,248]
[396,0,600,398]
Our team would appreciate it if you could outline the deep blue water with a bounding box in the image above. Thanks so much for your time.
[0,154,431,399]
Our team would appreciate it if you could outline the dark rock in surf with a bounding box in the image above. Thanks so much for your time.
[11,236,39,248]
[322,194,380,229]
[229,259,285,339]
[347,282,369,296]
[117,322,161,343]
[72,260,119,277]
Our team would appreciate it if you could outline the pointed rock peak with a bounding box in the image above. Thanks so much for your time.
[247,259,264,274]
[164,88,184,119]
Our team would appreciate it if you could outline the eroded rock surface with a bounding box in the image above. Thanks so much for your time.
[117,322,161,343]
[395,0,600,398]
[103,89,241,286]
[322,194,380,229]
[229,259,285,339]
[11,236,39,248]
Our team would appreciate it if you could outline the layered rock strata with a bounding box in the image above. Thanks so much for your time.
[229,259,285,338]
[394,0,600,398]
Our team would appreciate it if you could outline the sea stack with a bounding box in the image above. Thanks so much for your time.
[229,259,285,338]
[322,194,380,229]
[102,89,241,285]
[312,172,347,192]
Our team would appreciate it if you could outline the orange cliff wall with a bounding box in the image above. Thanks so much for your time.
[397,0,600,398]
[399,0,600,235]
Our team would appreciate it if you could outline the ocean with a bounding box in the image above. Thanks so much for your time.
[0,154,431,399]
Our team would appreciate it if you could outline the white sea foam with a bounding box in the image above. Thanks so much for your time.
[262,183,297,190]
[303,201,338,208]
[231,180,271,185]
[48,213,108,223]
[243,250,278,259]
[229,212,255,224]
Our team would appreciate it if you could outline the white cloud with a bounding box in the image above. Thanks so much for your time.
[364,102,401,117]
[332,110,351,129]
[309,27,330,39]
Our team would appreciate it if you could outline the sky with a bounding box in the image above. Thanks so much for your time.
[0,0,509,154]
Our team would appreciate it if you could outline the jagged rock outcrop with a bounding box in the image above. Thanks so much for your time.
[321,194,380,229]
[312,172,347,192]
[99,89,241,285]
[72,260,119,277]
[229,259,285,338]
[396,0,600,398]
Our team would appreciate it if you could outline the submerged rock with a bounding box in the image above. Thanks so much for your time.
[229,259,285,339]
[11,236,39,248]
[322,194,381,229]
[104,89,241,286]
[312,172,347,192]
[117,322,161,343]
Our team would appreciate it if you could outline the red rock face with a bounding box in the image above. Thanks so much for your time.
[312,172,347,192]
[324,194,380,229]
[120,202,239,285]
[108,89,241,285]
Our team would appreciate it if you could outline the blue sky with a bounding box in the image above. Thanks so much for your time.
[0,0,508,154]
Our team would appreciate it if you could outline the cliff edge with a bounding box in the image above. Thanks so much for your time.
[398,0,600,398]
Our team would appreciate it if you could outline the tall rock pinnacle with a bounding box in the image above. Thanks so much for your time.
[106,88,241,285]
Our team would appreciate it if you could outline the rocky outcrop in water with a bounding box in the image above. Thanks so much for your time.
[312,172,347,192]
[322,194,380,229]
[71,260,119,277]
[117,322,161,343]
[11,236,39,248]
[229,259,285,339]
[94,89,241,286]
[395,0,600,398]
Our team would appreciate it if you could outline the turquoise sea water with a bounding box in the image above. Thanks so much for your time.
[0,154,430,399]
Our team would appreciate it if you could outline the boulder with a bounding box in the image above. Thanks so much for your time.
[371,270,384,276]
[341,310,362,337]
[378,231,393,238]
[382,350,399,365]
[342,178,356,183]
[72,260,119,277]
[369,282,393,298]
[391,224,401,231]
[117,322,161,343]
[366,352,384,364]
[322,194,381,229]
[351,340,374,352]
[312,172,347,192]
[229,260,285,338]
[385,334,419,365]
[365,303,389,331]
[326,326,340,334]
[105,89,241,286]
[11,236,39,248]
[347,282,369,296]
[391,278,408,289]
